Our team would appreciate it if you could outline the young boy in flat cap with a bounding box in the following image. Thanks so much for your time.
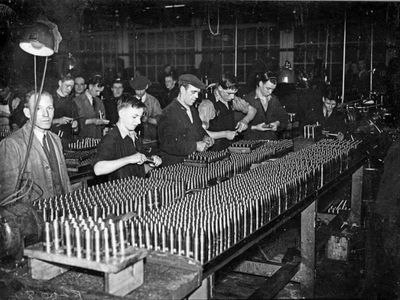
[130,76,162,140]
[158,74,214,166]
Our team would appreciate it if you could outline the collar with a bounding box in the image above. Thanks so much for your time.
[255,89,269,102]
[181,102,190,111]
[176,97,190,111]
[32,124,46,146]
[85,90,93,102]
[323,107,333,116]
[56,89,65,98]
[116,121,137,139]
[135,93,147,102]
[214,89,231,108]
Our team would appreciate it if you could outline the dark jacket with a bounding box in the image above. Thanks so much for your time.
[158,99,208,166]
[160,85,179,109]
[103,95,121,127]
[200,93,238,151]
[300,104,347,135]
[243,91,288,140]
[51,91,80,143]
[73,92,106,139]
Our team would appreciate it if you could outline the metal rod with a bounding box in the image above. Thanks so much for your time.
[370,22,374,92]
[341,5,347,104]
[234,14,238,77]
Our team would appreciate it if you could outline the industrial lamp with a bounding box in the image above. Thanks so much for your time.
[19,21,55,57]
[278,60,296,84]
[9,19,58,205]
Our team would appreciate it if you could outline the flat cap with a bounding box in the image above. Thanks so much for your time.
[130,76,150,90]
[178,74,206,89]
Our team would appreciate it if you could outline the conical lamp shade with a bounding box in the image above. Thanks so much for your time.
[19,22,54,57]
[278,67,296,84]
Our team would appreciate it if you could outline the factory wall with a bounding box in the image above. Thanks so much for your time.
[77,19,388,87]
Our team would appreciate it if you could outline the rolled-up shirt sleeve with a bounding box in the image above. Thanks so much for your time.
[198,99,216,129]
[232,96,250,114]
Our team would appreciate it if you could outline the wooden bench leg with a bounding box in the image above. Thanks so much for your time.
[188,275,213,300]
[105,259,144,296]
[29,258,69,280]
[299,200,316,298]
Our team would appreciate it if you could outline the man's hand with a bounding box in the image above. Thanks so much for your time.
[252,121,280,131]
[235,120,248,132]
[225,130,238,140]
[265,121,279,131]
[148,155,162,167]
[252,122,268,131]
[53,116,73,126]
[196,141,208,152]
[129,152,147,165]
[202,135,214,148]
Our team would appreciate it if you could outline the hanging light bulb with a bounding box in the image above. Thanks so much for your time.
[278,60,296,84]
[68,53,76,71]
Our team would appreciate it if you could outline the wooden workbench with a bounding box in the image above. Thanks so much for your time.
[5,139,364,300]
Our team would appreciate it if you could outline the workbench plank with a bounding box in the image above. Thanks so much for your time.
[3,259,202,300]
[24,243,148,273]
[247,258,301,299]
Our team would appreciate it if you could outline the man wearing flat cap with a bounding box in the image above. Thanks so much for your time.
[158,74,214,166]
[130,76,162,140]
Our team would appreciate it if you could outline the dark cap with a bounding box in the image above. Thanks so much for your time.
[178,74,206,89]
[130,76,150,90]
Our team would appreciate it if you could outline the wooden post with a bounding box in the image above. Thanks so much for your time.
[299,200,316,298]
[349,166,363,225]
[29,258,69,280]
[188,275,213,300]
[105,260,144,296]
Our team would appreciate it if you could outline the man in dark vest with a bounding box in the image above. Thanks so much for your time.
[198,72,256,151]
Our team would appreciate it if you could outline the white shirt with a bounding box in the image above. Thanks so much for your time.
[33,127,46,147]
[182,103,193,123]
[135,93,147,103]
[85,90,93,106]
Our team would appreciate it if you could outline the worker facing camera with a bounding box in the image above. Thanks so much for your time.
[244,71,288,140]
[0,91,71,202]
[92,96,162,181]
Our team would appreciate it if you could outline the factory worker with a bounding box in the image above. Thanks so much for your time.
[158,74,214,166]
[92,95,162,181]
[0,91,71,202]
[243,71,288,140]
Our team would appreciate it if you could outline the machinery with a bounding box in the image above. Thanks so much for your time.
[0,202,43,261]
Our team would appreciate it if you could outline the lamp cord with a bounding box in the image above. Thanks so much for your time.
[12,55,48,202]
[208,4,220,36]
